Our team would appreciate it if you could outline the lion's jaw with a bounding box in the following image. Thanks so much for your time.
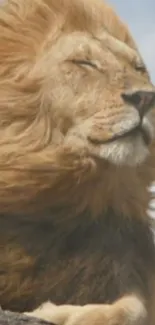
[65,111,154,167]
[97,116,154,166]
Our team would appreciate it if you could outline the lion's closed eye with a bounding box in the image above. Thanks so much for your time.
[71,59,97,69]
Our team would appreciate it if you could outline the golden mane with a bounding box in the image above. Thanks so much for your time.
[0,0,136,69]
[0,0,153,220]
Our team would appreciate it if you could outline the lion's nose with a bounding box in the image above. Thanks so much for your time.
[121,90,155,118]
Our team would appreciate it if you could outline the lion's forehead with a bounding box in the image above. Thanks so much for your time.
[63,0,136,50]
[53,0,141,70]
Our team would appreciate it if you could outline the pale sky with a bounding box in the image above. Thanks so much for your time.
[109,0,155,83]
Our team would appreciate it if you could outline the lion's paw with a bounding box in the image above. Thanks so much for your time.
[24,295,147,325]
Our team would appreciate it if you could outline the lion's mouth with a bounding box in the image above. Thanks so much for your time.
[88,125,152,146]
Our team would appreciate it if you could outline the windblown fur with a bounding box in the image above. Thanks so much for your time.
[0,0,155,325]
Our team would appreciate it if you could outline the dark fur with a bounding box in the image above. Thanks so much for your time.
[1,208,155,312]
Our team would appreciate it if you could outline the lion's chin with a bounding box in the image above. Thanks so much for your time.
[96,135,150,167]
[66,116,154,167]
[89,116,154,167]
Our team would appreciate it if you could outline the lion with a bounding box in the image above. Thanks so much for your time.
[0,0,155,324]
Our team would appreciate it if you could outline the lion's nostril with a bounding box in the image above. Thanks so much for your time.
[121,92,141,107]
[121,90,155,118]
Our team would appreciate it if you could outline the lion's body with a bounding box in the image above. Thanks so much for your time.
[1,209,155,313]
[0,0,155,324]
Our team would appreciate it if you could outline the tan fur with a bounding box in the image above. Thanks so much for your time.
[0,0,155,324]
[0,244,38,306]
[0,0,154,219]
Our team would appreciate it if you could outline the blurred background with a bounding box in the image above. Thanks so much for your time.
[109,0,155,83]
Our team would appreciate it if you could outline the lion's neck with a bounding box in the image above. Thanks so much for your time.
[0,206,155,311]
[52,162,151,222]
[0,148,152,221]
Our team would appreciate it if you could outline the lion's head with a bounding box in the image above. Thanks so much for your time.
[0,0,154,217]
